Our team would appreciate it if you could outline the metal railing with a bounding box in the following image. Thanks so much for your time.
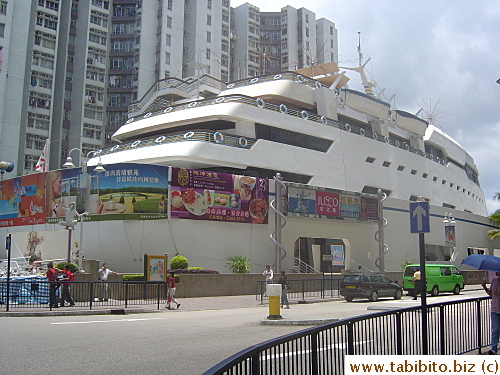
[256,275,341,303]
[294,258,321,273]
[203,297,491,374]
[0,280,168,311]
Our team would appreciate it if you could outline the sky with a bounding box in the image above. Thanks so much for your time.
[232,0,500,214]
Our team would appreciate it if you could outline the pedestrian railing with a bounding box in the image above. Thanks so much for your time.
[0,280,168,311]
[203,297,491,374]
[256,275,342,303]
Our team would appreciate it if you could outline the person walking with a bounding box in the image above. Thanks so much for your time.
[412,267,421,300]
[46,262,60,308]
[482,273,500,355]
[278,270,291,309]
[263,265,273,296]
[97,263,119,301]
[60,264,75,307]
[166,272,180,310]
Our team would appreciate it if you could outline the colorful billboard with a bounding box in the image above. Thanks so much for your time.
[0,174,46,227]
[288,187,316,216]
[45,163,169,223]
[170,167,269,224]
[361,197,379,220]
[340,194,361,219]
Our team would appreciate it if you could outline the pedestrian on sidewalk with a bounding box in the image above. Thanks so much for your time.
[482,273,500,355]
[412,267,421,300]
[166,272,180,310]
[97,263,119,301]
[278,271,290,309]
[60,264,75,307]
[46,262,60,308]
[263,265,273,296]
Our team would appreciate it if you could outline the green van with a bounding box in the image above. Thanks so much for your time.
[403,264,464,296]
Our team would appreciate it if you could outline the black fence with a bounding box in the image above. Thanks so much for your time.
[256,275,342,303]
[203,297,491,375]
[0,280,168,311]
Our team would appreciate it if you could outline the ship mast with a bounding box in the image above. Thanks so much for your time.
[339,32,376,97]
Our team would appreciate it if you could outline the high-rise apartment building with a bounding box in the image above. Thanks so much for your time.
[0,0,338,176]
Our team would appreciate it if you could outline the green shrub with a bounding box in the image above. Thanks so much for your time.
[170,255,188,270]
[119,196,125,204]
[122,274,144,281]
[188,267,204,270]
[131,197,136,203]
[55,262,78,273]
[225,255,251,274]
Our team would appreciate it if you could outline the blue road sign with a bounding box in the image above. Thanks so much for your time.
[410,202,430,233]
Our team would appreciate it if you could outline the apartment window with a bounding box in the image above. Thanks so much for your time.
[111,40,123,52]
[124,40,134,51]
[0,23,4,38]
[164,71,170,78]
[207,15,211,26]
[126,23,135,34]
[305,14,309,23]
[382,161,391,167]
[330,26,334,35]
[165,34,171,47]
[113,24,125,34]
[207,31,211,43]
[206,49,211,60]
[365,157,375,163]
[207,0,211,9]
[167,0,173,10]
[305,28,309,37]
[1,1,7,15]
[167,16,172,28]
[165,52,170,64]
[397,165,405,171]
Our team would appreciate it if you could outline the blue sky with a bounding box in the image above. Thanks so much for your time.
[233,0,500,214]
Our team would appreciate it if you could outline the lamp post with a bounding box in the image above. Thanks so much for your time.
[62,149,105,270]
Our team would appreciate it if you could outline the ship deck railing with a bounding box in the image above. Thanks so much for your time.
[106,93,446,166]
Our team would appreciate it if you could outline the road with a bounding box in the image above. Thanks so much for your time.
[0,288,486,374]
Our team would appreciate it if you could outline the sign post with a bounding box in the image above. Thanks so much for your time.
[6,234,12,312]
[409,201,430,354]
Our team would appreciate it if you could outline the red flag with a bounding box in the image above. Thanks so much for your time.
[34,139,48,172]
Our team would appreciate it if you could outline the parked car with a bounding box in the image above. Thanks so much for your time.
[402,264,464,297]
[340,272,403,302]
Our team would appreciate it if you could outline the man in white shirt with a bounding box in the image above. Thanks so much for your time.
[97,263,119,301]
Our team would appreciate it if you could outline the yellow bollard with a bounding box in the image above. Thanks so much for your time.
[267,284,282,320]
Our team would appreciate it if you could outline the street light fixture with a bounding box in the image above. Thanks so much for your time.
[62,149,105,270]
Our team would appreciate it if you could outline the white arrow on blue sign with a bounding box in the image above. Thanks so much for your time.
[409,202,430,233]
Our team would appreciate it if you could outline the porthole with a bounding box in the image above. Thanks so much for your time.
[188,102,197,108]
[111,145,120,152]
[155,136,166,143]
[214,132,224,144]
[405,144,410,151]
[315,81,322,88]
[184,131,194,139]
[359,129,366,137]
[301,110,309,120]
[372,132,378,140]
[144,112,152,118]
[131,140,141,147]
[296,75,304,83]
[279,104,287,114]
[320,116,328,125]
[256,98,264,108]
[384,136,389,144]
[164,107,172,113]
[227,83,235,89]
[215,97,225,104]
[345,123,352,132]
[250,78,259,84]
[274,74,282,80]
[238,137,248,147]
[126,118,134,124]
[395,140,400,147]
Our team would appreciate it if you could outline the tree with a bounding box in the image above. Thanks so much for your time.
[488,193,500,240]
[225,255,252,274]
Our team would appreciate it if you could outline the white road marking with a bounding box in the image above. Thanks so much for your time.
[51,318,165,325]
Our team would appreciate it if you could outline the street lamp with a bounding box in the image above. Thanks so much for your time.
[62,149,105,270]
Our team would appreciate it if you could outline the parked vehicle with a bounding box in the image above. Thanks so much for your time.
[340,272,403,302]
[402,264,464,297]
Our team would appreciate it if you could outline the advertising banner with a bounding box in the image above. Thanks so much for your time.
[330,245,344,265]
[445,225,456,247]
[144,254,167,282]
[315,191,340,217]
[340,194,361,219]
[288,187,316,216]
[170,167,269,224]
[361,197,379,220]
[0,174,46,228]
[46,163,169,223]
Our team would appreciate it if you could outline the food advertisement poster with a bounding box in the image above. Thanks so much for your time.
[144,254,167,282]
[170,167,269,224]
[361,197,379,220]
[340,194,361,219]
[46,163,169,223]
[0,174,46,228]
[330,245,344,265]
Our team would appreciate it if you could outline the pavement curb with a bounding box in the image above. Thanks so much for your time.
[0,307,158,317]
[260,317,338,326]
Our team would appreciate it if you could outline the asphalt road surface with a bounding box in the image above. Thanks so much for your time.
[0,288,486,374]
